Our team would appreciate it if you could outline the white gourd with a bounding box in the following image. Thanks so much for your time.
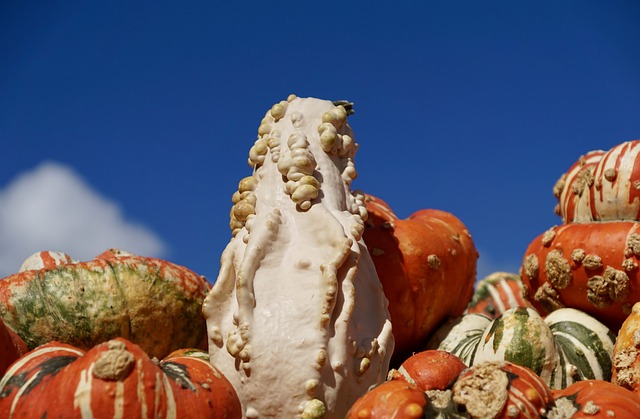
[203,96,394,418]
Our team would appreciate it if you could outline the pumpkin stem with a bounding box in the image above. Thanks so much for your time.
[332,100,355,115]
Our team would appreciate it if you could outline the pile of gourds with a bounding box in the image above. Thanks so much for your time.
[1,96,640,418]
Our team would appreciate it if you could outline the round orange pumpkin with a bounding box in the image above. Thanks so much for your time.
[452,361,553,418]
[346,379,429,419]
[520,221,640,331]
[389,349,466,392]
[363,194,478,363]
[0,337,242,418]
[549,380,640,419]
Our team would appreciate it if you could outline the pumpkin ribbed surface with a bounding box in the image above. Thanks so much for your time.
[0,249,211,359]
[0,338,241,418]
[345,380,428,419]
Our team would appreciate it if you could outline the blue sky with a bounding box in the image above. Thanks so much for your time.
[1,1,640,282]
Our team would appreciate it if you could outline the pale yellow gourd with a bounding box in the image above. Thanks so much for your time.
[203,96,394,418]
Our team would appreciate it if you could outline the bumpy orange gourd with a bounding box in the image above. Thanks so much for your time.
[522,140,640,332]
[346,379,429,419]
[349,359,555,418]
[0,338,242,418]
[521,221,640,330]
[452,361,554,418]
[363,194,478,362]
[549,380,640,419]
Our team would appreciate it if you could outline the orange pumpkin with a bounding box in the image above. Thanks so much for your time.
[549,380,640,419]
[346,379,429,419]
[452,361,553,418]
[350,360,553,418]
[522,140,640,331]
[363,194,478,363]
[520,221,640,331]
[0,338,242,418]
[389,349,466,392]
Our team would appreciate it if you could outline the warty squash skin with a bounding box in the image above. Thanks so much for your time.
[521,219,640,331]
[554,140,640,223]
[0,338,242,418]
[345,379,429,419]
[203,96,394,418]
[553,149,605,223]
[611,301,640,395]
[362,193,478,364]
[0,249,211,359]
[452,361,554,419]
[524,140,640,331]
[547,380,640,419]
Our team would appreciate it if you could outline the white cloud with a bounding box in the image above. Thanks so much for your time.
[0,161,167,278]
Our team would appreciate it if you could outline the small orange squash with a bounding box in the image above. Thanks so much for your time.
[549,380,640,419]
[388,349,466,392]
[452,361,553,418]
[346,379,429,419]
[363,194,478,362]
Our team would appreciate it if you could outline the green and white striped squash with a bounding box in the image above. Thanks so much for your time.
[429,306,615,390]
[426,313,491,366]
[544,308,616,389]
[474,306,557,384]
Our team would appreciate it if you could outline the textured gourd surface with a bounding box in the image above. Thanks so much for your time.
[203,96,394,418]
[0,250,210,359]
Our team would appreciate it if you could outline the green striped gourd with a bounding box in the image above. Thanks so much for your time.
[430,307,615,389]
[426,313,491,367]
[0,249,211,359]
